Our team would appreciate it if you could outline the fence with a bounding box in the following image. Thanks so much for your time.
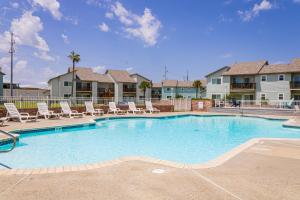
[0,96,175,109]
[172,98,192,111]
[213,99,299,110]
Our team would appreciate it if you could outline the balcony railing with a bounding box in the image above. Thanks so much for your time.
[98,88,114,93]
[98,88,114,97]
[76,86,92,91]
[290,81,300,89]
[230,83,256,90]
[123,88,136,93]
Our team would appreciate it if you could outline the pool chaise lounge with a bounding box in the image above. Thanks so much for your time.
[37,102,61,119]
[4,103,37,123]
[127,102,145,114]
[60,101,84,118]
[107,102,126,115]
[145,101,160,113]
[84,101,104,116]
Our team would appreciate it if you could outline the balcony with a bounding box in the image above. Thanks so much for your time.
[230,83,256,91]
[290,81,300,90]
[76,86,92,91]
[123,88,136,93]
[98,88,114,97]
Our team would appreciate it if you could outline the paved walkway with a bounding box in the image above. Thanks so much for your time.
[1,112,300,199]
[0,140,299,200]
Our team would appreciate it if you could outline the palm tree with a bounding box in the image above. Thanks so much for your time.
[139,81,151,101]
[68,51,80,97]
[193,80,202,98]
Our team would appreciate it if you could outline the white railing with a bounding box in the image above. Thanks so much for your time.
[213,99,299,110]
[0,97,114,109]
[0,96,169,109]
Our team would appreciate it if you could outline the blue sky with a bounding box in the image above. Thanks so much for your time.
[0,0,300,87]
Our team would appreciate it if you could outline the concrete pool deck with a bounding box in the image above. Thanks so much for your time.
[1,112,300,199]
[0,140,299,200]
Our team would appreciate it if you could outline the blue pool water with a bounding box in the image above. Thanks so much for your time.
[1,115,300,169]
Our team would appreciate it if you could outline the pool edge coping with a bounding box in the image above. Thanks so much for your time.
[0,113,299,175]
[1,138,299,175]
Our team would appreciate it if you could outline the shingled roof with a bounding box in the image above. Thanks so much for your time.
[106,70,136,83]
[160,80,206,88]
[222,60,268,76]
[259,61,300,74]
[152,82,162,88]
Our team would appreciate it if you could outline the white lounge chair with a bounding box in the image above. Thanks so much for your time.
[37,102,60,119]
[85,101,104,116]
[60,101,84,118]
[107,102,126,115]
[4,103,37,123]
[145,101,160,113]
[127,102,144,114]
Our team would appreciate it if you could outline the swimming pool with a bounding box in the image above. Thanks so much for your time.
[1,115,300,169]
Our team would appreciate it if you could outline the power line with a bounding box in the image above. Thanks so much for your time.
[9,32,15,97]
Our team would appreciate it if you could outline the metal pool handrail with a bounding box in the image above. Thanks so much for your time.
[0,130,16,153]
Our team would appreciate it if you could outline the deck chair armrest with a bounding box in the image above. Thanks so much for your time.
[19,112,30,116]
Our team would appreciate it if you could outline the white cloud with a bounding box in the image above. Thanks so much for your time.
[0,57,10,72]
[294,0,300,3]
[93,65,106,73]
[126,67,133,72]
[99,22,110,32]
[15,60,27,73]
[105,12,114,19]
[32,0,62,20]
[34,51,55,61]
[0,11,51,59]
[110,2,162,46]
[11,11,49,51]
[238,0,272,22]
[61,33,69,44]
[111,2,133,26]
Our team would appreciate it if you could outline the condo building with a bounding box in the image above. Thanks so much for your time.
[48,67,151,103]
[205,58,300,101]
[151,80,206,99]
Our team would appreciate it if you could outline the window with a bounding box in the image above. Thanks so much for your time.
[64,94,71,98]
[166,88,171,92]
[212,94,221,100]
[261,93,266,100]
[278,93,284,100]
[261,75,267,82]
[64,81,72,86]
[167,96,172,99]
[212,77,222,85]
[278,74,285,81]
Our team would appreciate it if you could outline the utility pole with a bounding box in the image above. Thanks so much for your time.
[163,65,168,80]
[186,70,189,81]
[9,32,15,97]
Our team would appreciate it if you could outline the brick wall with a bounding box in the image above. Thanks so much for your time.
[191,99,212,112]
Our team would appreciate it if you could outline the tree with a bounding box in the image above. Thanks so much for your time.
[139,81,151,101]
[193,80,202,98]
[68,51,81,97]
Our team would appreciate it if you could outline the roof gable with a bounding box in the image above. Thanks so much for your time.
[223,60,268,76]
[106,70,136,83]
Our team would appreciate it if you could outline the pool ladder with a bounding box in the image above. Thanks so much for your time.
[0,130,17,153]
